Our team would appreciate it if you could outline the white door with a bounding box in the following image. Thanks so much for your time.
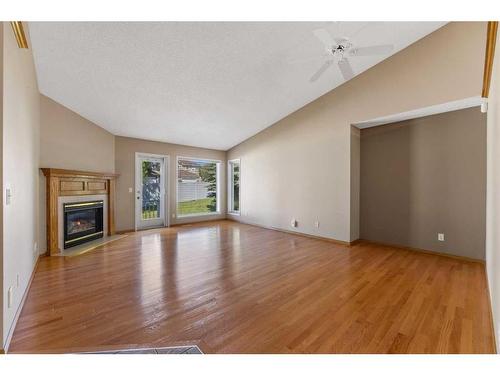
[135,154,167,230]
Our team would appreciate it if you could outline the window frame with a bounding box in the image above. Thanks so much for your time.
[176,156,222,218]
[227,158,241,215]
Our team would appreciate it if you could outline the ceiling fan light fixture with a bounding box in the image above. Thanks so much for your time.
[306,27,395,83]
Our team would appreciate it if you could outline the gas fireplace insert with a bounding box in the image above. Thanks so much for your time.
[63,200,104,249]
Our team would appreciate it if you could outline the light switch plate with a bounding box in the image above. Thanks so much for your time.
[8,287,13,308]
[5,187,12,205]
[438,233,445,241]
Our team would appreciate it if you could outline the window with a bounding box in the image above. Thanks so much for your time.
[177,157,221,217]
[228,159,240,214]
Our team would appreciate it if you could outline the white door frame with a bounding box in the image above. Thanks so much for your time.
[135,152,170,230]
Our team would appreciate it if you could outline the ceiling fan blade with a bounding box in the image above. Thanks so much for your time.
[313,28,333,48]
[350,44,394,56]
[338,58,355,81]
[310,60,334,82]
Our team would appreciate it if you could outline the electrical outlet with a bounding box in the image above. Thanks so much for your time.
[291,218,298,228]
[438,233,445,242]
[172,213,176,219]
[8,287,13,308]
[16,274,19,287]
[128,187,133,193]
[34,242,38,255]
[315,220,320,228]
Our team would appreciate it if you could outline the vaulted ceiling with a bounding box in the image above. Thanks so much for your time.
[29,22,446,150]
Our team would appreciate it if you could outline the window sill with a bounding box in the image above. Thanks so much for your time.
[228,211,240,216]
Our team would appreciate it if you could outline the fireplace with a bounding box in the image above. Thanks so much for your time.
[63,200,104,249]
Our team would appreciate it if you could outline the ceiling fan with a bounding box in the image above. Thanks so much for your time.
[304,27,394,83]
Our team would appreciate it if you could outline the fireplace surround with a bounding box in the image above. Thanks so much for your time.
[42,168,119,255]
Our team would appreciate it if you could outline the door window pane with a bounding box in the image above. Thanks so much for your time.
[142,160,161,219]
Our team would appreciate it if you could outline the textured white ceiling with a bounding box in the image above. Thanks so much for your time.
[29,22,446,150]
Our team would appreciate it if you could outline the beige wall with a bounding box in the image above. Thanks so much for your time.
[486,30,500,350]
[38,94,115,253]
[115,136,226,231]
[360,108,486,260]
[39,94,115,172]
[227,22,485,242]
[2,22,40,348]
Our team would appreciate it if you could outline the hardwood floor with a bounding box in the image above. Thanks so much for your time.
[8,220,495,353]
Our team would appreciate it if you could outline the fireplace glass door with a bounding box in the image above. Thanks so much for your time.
[67,210,97,236]
[64,201,104,248]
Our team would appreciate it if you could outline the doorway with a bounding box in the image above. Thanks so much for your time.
[135,153,169,230]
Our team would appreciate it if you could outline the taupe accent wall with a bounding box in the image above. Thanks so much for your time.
[114,136,227,231]
[227,22,486,242]
[360,107,486,260]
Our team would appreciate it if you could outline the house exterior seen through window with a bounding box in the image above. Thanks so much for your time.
[177,157,220,217]
[228,159,240,214]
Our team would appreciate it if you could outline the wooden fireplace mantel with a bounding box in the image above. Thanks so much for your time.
[41,168,119,256]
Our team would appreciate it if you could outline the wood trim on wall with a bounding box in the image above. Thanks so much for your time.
[41,168,119,256]
[41,168,119,180]
[45,176,59,254]
[482,21,499,98]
